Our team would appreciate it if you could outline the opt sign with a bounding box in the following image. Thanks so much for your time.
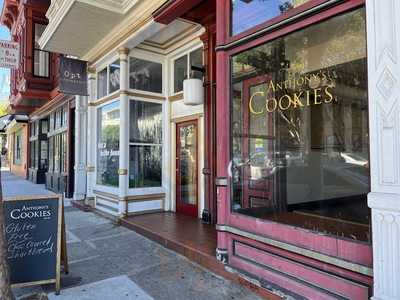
[0,40,19,69]
[59,56,88,96]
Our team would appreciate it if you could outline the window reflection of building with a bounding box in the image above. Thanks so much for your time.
[97,101,120,187]
[231,8,370,242]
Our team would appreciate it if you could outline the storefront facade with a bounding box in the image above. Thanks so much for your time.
[38,0,400,298]
[213,0,398,299]
[28,95,75,197]
[85,27,208,218]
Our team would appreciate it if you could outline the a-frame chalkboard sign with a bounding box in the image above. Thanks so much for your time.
[3,194,65,294]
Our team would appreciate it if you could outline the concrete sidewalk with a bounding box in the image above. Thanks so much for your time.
[1,170,54,198]
[3,172,264,300]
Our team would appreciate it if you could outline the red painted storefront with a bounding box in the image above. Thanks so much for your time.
[149,0,372,298]
[214,0,372,299]
[155,0,373,299]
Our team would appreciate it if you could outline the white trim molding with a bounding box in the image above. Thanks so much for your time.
[366,0,400,299]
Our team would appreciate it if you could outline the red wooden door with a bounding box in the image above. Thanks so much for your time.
[176,120,198,217]
[240,75,275,210]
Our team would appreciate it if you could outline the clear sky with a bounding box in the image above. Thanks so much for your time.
[0,0,11,103]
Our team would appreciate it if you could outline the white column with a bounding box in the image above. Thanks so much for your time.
[118,47,129,216]
[74,95,88,200]
[367,1,400,299]
[85,69,96,205]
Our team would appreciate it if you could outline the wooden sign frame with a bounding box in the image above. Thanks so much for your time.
[4,194,64,294]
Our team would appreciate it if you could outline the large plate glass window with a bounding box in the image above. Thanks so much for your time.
[129,58,162,93]
[33,23,49,77]
[231,0,313,36]
[129,100,162,188]
[230,8,370,242]
[97,101,120,187]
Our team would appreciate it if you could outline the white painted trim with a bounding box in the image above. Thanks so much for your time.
[366,0,400,298]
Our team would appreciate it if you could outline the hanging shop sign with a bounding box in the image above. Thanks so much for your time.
[3,195,68,295]
[59,56,88,96]
[0,40,19,69]
[249,71,337,115]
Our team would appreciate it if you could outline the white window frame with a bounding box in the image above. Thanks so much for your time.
[128,49,166,97]
[95,53,120,100]
[94,98,120,194]
[170,43,203,96]
[127,96,165,195]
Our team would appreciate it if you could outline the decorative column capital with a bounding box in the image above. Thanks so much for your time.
[118,47,129,60]
[87,65,96,75]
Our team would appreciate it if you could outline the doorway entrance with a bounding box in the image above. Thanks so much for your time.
[176,120,198,217]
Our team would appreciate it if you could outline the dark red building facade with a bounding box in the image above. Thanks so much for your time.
[156,0,372,298]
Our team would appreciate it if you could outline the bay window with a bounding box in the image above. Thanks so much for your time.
[174,55,187,93]
[109,60,120,94]
[33,23,49,77]
[173,48,203,93]
[97,101,120,187]
[129,100,162,188]
[97,59,122,98]
[97,68,108,99]
[230,8,370,242]
[129,58,162,93]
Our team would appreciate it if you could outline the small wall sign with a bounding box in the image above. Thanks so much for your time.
[0,40,19,69]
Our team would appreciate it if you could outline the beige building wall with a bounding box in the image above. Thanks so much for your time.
[7,123,28,178]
